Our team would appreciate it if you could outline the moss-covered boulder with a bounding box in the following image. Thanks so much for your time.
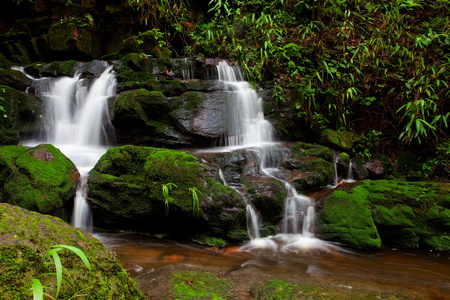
[114,53,161,92]
[0,144,79,214]
[47,20,98,59]
[317,180,450,250]
[0,68,32,91]
[318,185,382,249]
[112,89,187,145]
[87,145,247,241]
[0,85,42,144]
[319,129,361,151]
[283,142,335,192]
[0,203,145,299]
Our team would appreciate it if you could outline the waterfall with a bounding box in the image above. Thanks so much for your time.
[217,61,323,251]
[217,61,274,147]
[25,65,117,231]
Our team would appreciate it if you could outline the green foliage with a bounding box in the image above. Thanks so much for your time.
[189,187,201,217]
[162,182,177,215]
[32,245,91,300]
[174,0,449,148]
[422,141,450,178]
[0,88,8,118]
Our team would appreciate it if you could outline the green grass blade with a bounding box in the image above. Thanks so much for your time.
[50,251,63,298]
[31,278,44,300]
[52,245,91,272]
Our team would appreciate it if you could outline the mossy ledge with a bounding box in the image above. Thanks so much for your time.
[0,203,145,299]
[317,180,450,250]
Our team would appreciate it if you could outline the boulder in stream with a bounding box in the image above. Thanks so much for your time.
[0,203,145,299]
[86,145,247,241]
[316,180,450,250]
[0,144,79,214]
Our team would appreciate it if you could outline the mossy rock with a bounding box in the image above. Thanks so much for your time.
[0,203,145,299]
[113,89,169,129]
[170,271,233,299]
[0,144,79,214]
[252,279,415,300]
[319,129,361,151]
[114,53,156,91]
[247,179,287,225]
[48,22,94,58]
[0,85,42,134]
[0,68,32,91]
[87,145,246,240]
[0,53,12,69]
[291,157,334,192]
[318,185,382,249]
[24,60,80,77]
[291,141,334,161]
[318,180,450,250]
[0,130,20,145]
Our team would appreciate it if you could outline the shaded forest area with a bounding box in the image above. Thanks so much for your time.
[1,0,449,179]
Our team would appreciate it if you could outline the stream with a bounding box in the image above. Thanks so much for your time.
[19,60,450,299]
[94,229,450,299]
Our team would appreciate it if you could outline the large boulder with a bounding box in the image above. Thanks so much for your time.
[0,85,42,145]
[0,203,145,299]
[0,144,79,214]
[319,129,361,151]
[86,145,247,241]
[316,180,450,250]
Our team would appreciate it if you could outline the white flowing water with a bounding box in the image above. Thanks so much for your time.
[217,61,327,252]
[24,65,117,231]
[217,61,274,147]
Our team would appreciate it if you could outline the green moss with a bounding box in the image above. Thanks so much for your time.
[170,271,233,299]
[113,89,169,129]
[0,203,145,299]
[320,186,382,249]
[0,144,78,214]
[319,129,360,151]
[195,236,226,248]
[292,142,334,161]
[252,280,415,300]
[321,180,450,250]
[184,91,202,110]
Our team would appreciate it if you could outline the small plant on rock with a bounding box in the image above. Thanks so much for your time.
[31,245,91,300]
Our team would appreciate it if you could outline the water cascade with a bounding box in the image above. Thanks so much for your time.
[217,61,274,147]
[217,61,326,252]
[24,64,117,230]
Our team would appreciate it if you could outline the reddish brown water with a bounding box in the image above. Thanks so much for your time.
[95,231,450,299]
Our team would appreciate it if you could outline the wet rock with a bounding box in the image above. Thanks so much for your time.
[282,142,334,192]
[0,68,32,90]
[86,145,247,241]
[0,203,145,299]
[0,144,79,214]
[0,85,42,138]
[316,180,450,250]
[353,154,391,180]
[319,129,361,151]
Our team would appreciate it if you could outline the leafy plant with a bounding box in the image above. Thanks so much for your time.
[189,187,201,217]
[0,88,8,118]
[162,182,177,215]
[31,245,91,300]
